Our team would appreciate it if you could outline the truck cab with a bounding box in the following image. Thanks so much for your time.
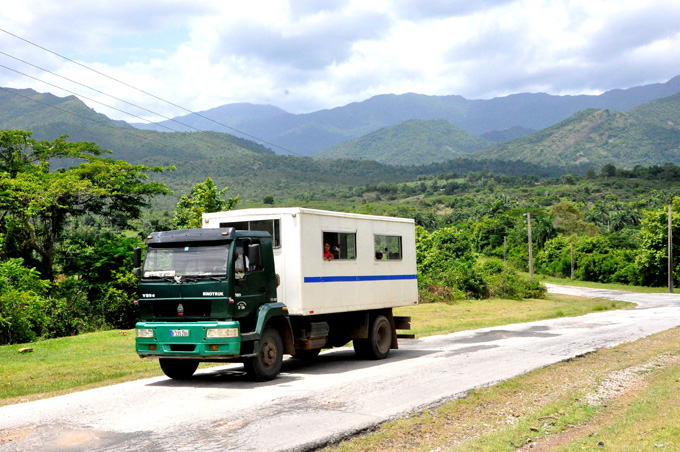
[134,227,291,381]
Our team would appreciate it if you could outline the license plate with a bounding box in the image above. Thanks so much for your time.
[169,329,190,337]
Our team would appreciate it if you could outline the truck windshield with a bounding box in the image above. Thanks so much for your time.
[142,244,229,278]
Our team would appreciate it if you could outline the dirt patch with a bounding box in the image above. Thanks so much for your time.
[0,426,34,446]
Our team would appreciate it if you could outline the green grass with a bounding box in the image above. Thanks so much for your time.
[0,330,163,406]
[0,292,634,407]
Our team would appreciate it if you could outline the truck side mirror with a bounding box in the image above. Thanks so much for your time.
[133,247,142,277]
[248,243,262,269]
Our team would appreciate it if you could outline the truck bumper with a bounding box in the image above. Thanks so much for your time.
[135,321,241,359]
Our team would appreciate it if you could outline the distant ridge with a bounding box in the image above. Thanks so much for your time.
[131,76,680,156]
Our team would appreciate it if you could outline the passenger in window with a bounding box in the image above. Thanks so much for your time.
[234,252,249,272]
[332,246,340,259]
[375,250,383,260]
[323,243,334,261]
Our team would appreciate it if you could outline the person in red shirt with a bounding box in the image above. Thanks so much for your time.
[323,243,334,261]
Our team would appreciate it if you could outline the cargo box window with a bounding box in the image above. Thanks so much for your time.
[374,235,402,260]
[322,232,356,260]
[219,219,280,248]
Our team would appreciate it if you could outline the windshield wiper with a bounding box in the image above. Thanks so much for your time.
[143,276,176,282]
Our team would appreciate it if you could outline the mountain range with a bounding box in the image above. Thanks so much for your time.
[2,76,680,201]
[132,76,680,156]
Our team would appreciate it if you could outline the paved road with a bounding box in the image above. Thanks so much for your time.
[1,285,679,452]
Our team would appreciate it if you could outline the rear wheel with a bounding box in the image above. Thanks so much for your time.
[245,327,283,381]
[354,315,392,360]
[159,359,199,380]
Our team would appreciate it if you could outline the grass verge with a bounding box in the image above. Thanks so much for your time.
[0,293,633,407]
[529,273,669,294]
[322,327,680,452]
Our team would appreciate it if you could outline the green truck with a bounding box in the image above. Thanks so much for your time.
[134,208,418,381]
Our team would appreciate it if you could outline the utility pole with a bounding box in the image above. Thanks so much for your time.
[669,204,674,294]
[571,240,574,279]
[527,213,534,279]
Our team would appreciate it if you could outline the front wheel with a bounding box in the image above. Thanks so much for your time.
[244,327,283,381]
[159,359,199,380]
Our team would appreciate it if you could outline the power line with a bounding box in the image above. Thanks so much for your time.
[0,52,282,156]
[0,62,274,157]
[0,86,180,150]
[0,62,180,133]
[0,51,209,131]
[0,28,305,157]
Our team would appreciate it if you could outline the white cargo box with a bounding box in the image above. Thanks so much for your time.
[203,208,418,316]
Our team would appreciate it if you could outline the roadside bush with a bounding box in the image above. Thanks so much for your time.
[535,233,639,284]
[575,249,636,284]
[417,226,487,302]
[482,259,547,300]
[416,228,545,302]
[0,259,51,345]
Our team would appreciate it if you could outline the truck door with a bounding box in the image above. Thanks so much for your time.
[233,239,268,321]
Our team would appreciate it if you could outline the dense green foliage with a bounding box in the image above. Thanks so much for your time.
[475,106,680,168]
[0,130,171,344]
[314,119,492,165]
[415,226,546,302]
[174,177,240,228]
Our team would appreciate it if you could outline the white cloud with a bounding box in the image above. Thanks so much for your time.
[0,0,679,122]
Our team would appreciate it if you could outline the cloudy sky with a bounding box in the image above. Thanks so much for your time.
[1,0,679,123]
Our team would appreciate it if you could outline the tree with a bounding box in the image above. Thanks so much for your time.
[0,130,171,281]
[174,177,240,229]
[634,198,680,286]
[601,163,617,178]
[263,195,275,205]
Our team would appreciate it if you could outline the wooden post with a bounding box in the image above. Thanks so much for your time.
[527,213,533,279]
[571,240,574,279]
[669,204,674,294]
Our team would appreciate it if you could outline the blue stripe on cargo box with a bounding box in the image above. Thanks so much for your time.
[304,274,417,283]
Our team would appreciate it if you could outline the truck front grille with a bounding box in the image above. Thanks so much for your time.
[151,300,212,318]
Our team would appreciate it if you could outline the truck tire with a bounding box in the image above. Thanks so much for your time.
[354,315,391,360]
[245,327,283,381]
[159,359,199,380]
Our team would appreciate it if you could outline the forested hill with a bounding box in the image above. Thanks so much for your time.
[472,91,680,168]
[0,86,575,205]
[0,87,274,163]
[131,76,680,155]
[475,89,680,168]
[313,119,492,165]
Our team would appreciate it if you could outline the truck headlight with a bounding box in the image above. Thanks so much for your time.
[206,328,238,338]
[136,328,154,338]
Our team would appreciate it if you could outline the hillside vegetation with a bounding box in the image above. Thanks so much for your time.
[314,119,492,165]
[0,88,274,164]
[474,107,680,168]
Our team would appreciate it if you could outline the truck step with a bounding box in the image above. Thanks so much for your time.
[394,316,412,330]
